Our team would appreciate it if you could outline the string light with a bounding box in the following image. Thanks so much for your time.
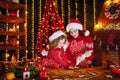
[39,0,42,25]
[68,0,70,22]
[25,0,28,58]
[32,0,34,58]
[84,0,86,29]
[17,0,20,61]
[17,24,20,61]
[15,0,20,61]
[75,0,78,20]
[55,0,58,13]
[93,0,96,30]
[5,9,8,61]
[61,0,64,22]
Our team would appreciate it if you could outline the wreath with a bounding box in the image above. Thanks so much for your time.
[105,3,120,19]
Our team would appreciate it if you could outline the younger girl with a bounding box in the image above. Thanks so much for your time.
[42,30,72,69]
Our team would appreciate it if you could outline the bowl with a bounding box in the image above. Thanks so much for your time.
[110,65,120,75]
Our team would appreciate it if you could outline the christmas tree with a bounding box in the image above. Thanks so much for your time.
[35,0,64,56]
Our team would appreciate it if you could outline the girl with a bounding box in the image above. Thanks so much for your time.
[42,30,72,69]
[66,19,94,67]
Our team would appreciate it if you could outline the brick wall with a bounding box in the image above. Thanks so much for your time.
[91,30,120,66]
[106,51,119,65]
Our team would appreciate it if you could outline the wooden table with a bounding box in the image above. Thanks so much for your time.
[47,66,120,80]
[0,66,120,80]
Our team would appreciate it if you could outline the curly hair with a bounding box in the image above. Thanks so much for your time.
[49,35,67,48]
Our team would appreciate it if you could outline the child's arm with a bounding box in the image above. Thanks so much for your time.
[76,50,93,66]
[63,40,69,51]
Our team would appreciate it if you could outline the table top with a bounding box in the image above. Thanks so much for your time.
[46,66,120,80]
[0,66,120,80]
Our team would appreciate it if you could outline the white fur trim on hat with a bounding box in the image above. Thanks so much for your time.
[66,22,83,32]
[49,30,65,42]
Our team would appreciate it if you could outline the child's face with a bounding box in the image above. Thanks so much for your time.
[69,28,79,38]
[57,39,66,48]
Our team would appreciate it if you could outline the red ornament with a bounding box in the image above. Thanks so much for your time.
[9,10,17,17]
[110,65,120,75]
[58,20,62,24]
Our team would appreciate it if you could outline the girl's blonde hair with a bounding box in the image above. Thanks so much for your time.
[49,35,67,48]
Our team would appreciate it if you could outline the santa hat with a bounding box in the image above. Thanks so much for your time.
[49,30,65,42]
[66,19,90,36]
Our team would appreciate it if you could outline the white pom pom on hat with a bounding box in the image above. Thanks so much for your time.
[49,30,65,42]
[66,19,90,36]
[84,30,90,36]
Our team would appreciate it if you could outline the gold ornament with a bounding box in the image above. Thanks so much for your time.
[5,72,15,80]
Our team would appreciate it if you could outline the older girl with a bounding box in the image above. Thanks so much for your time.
[66,19,94,67]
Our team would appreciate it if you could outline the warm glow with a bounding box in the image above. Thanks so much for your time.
[105,0,111,6]
[24,23,27,26]
[26,50,28,53]
[96,24,99,27]
[5,72,15,80]
[25,11,28,15]
[94,24,103,31]
[105,0,119,6]
[5,53,9,58]
[114,0,119,3]
[98,23,103,27]
[17,41,19,45]
[16,25,19,29]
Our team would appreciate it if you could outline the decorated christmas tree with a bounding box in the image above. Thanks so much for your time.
[35,0,64,56]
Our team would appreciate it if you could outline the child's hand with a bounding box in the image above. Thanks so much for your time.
[76,50,93,66]
[41,49,48,56]
[85,50,93,57]
[76,55,85,66]
[68,66,79,69]
[63,41,69,51]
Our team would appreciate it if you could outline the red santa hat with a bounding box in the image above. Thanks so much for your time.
[49,30,65,42]
[66,19,90,36]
